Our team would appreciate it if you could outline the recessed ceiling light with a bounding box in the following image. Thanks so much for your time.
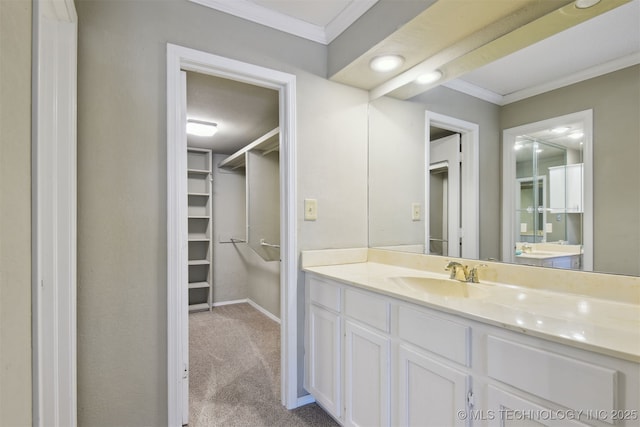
[575,0,601,9]
[551,126,569,134]
[187,119,218,137]
[416,70,443,85]
[369,55,404,72]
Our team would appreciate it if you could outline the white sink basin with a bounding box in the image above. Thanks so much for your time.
[388,276,489,299]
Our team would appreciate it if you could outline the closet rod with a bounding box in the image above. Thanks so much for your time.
[260,238,280,249]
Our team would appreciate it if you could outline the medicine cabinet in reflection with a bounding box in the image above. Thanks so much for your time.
[502,110,593,271]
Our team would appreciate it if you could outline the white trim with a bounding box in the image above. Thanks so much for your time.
[211,299,282,324]
[247,299,281,324]
[444,53,640,106]
[442,78,504,105]
[501,110,593,270]
[296,394,317,407]
[212,298,250,307]
[188,0,377,44]
[425,112,480,259]
[167,44,299,427]
[32,0,78,425]
[501,53,640,105]
[324,0,378,43]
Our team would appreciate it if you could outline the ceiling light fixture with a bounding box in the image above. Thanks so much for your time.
[187,119,218,137]
[551,126,569,134]
[568,131,584,139]
[416,70,443,85]
[575,0,601,9]
[369,54,405,72]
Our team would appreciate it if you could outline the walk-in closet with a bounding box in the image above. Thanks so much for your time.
[183,71,331,425]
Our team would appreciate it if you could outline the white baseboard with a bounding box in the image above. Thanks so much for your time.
[247,299,281,324]
[296,394,316,407]
[211,298,281,324]
[212,298,248,307]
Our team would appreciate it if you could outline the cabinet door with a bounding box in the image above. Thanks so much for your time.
[566,163,583,212]
[345,320,391,427]
[398,345,469,427]
[488,386,589,427]
[307,304,342,419]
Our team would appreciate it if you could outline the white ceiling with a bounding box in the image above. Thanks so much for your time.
[189,0,378,44]
[187,0,639,154]
[445,0,640,105]
[186,72,279,154]
[192,0,639,104]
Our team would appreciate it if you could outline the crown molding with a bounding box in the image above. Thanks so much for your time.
[444,52,640,106]
[189,0,377,45]
[324,0,378,43]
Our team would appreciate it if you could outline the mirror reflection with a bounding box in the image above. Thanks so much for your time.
[511,121,585,270]
[367,3,639,277]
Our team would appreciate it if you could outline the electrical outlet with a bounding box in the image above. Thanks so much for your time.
[411,203,421,221]
[304,199,317,221]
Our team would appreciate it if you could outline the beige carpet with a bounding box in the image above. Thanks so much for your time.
[189,303,338,426]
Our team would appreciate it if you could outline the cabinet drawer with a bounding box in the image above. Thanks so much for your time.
[344,288,390,333]
[487,336,617,413]
[308,276,341,312]
[398,306,470,366]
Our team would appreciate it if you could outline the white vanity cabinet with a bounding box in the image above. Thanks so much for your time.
[396,306,471,427]
[305,277,342,419]
[343,289,391,427]
[304,271,640,427]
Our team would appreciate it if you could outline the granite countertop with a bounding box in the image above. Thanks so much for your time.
[303,261,640,363]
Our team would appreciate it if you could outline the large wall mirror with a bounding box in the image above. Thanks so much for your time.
[367,0,640,277]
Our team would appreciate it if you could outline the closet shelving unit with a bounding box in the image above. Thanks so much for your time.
[187,148,213,312]
[218,127,279,170]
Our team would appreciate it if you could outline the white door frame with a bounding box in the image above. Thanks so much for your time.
[32,0,78,425]
[429,134,461,257]
[502,110,593,269]
[166,44,298,426]
[425,111,479,259]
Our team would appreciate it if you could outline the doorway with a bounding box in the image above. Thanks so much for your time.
[184,70,281,424]
[428,133,461,256]
[425,111,479,259]
[167,45,299,426]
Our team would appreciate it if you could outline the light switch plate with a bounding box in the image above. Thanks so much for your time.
[304,199,317,221]
[411,203,421,221]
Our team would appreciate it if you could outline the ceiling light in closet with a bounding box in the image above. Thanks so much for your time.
[415,70,443,85]
[187,119,218,137]
[369,55,405,72]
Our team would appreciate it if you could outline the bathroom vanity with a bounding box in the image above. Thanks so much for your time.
[302,249,640,427]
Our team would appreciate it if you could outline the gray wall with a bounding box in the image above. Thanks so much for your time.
[501,65,640,276]
[0,0,32,425]
[77,0,368,424]
[212,154,249,304]
[369,97,426,247]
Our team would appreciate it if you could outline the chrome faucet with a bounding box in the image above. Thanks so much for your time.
[445,261,487,283]
[521,243,533,253]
